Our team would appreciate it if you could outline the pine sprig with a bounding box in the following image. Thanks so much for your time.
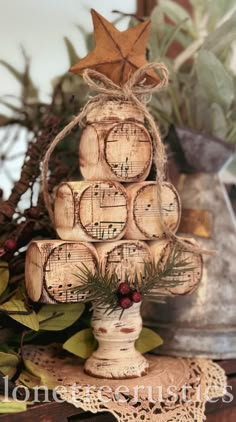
[72,264,121,313]
[139,244,196,297]
[71,243,196,313]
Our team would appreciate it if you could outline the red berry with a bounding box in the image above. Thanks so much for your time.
[118,282,131,296]
[132,290,142,303]
[0,188,3,199]
[119,296,132,309]
[3,239,17,252]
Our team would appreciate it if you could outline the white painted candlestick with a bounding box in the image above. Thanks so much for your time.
[85,302,149,379]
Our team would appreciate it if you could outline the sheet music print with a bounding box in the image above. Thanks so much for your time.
[134,184,180,238]
[44,243,96,302]
[155,243,203,295]
[77,182,127,240]
[105,243,151,283]
[105,122,152,180]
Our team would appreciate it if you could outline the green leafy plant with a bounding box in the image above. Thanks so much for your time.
[0,400,28,414]
[63,328,98,359]
[147,0,236,143]
[63,326,163,358]
[0,36,91,392]
[0,350,20,378]
[135,327,163,353]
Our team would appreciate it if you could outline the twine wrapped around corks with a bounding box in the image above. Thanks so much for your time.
[41,62,213,255]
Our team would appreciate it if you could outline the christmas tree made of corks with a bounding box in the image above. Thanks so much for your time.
[25,10,203,379]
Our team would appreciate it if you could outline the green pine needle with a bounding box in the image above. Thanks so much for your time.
[70,243,196,313]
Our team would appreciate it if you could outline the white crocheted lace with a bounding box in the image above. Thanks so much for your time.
[20,344,227,422]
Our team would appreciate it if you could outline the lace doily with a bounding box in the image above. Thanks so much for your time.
[20,344,226,422]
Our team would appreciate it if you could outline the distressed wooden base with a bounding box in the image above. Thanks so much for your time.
[85,303,149,379]
[85,351,149,379]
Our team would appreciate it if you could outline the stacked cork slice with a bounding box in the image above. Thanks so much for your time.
[25,100,203,379]
[25,100,195,304]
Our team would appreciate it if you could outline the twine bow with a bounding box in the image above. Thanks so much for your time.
[42,62,169,223]
[82,62,169,98]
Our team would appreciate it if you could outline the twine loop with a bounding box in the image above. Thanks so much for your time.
[42,62,169,224]
[41,62,213,255]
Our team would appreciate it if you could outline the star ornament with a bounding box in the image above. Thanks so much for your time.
[70,9,160,86]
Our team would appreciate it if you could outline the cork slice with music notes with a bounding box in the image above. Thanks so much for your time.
[79,101,153,183]
[95,240,151,283]
[148,238,203,296]
[54,181,128,242]
[125,182,181,240]
[25,240,98,303]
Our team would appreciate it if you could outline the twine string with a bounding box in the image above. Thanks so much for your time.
[42,62,213,255]
[42,62,169,223]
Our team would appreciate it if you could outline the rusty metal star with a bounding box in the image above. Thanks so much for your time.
[70,9,160,86]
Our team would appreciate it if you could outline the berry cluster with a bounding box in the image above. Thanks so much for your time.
[0,238,18,258]
[3,239,17,252]
[117,282,142,309]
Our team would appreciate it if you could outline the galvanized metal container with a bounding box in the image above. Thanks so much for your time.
[143,128,236,358]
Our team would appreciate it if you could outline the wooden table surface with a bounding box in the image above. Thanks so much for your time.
[0,360,235,422]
